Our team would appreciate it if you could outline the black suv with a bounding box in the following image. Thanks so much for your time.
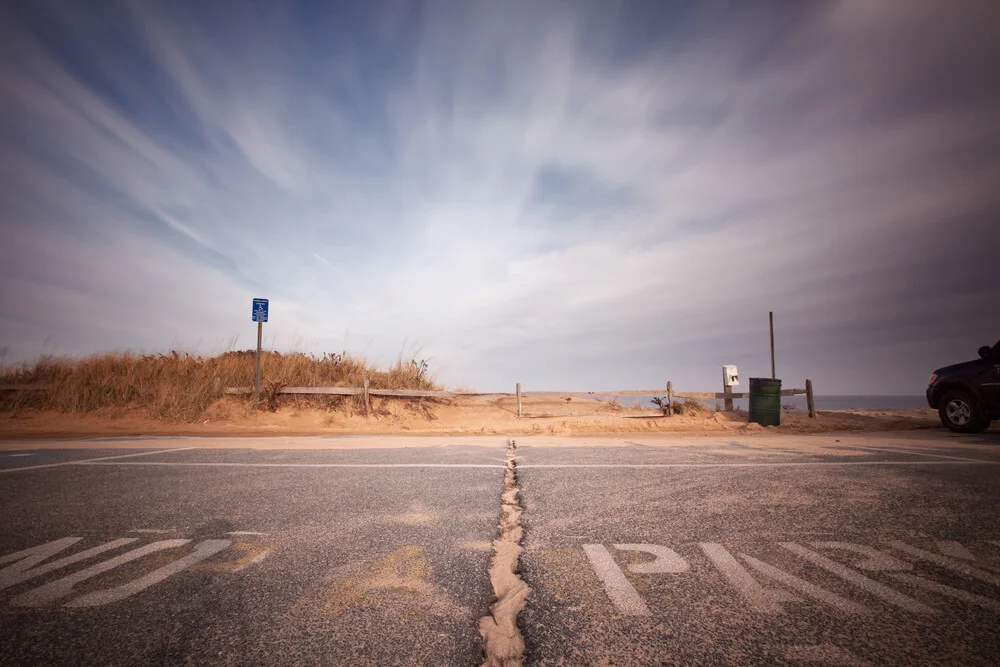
[927,340,1000,433]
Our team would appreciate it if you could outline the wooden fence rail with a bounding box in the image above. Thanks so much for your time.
[221,380,816,419]
[3,380,815,419]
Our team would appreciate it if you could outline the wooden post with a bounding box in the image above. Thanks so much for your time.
[806,378,816,419]
[362,377,371,414]
[254,321,263,405]
[516,383,522,418]
[722,367,734,411]
[666,381,674,417]
[769,311,776,380]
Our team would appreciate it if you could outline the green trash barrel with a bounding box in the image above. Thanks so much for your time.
[748,378,782,427]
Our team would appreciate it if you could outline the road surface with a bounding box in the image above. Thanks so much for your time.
[1,431,999,665]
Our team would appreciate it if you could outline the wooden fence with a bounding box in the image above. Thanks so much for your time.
[221,378,817,419]
[3,380,815,419]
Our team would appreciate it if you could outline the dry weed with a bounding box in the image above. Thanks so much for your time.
[0,350,439,422]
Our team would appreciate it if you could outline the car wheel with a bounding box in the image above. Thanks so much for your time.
[938,391,989,433]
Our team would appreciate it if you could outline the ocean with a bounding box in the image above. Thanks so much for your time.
[614,395,929,411]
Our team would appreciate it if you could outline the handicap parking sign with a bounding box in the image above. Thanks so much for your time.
[252,298,268,323]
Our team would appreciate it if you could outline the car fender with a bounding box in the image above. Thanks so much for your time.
[930,379,987,409]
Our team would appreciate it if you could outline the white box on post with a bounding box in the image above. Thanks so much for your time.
[722,365,739,387]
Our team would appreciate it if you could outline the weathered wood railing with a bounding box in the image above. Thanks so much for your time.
[222,378,817,419]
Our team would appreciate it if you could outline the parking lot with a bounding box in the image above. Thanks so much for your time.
[2,432,1000,665]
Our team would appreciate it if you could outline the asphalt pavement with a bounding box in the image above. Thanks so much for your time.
[1,432,999,665]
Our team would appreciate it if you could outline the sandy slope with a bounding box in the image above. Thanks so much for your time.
[0,394,952,440]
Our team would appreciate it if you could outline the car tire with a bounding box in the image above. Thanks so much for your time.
[938,391,989,433]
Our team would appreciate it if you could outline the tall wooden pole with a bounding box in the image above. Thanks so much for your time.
[769,311,776,380]
[722,368,733,411]
[254,321,262,405]
[806,379,816,419]
[516,383,522,418]
[666,381,673,417]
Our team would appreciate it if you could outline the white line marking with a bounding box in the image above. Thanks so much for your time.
[0,537,80,568]
[888,573,1000,612]
[62,460,1000,470]
[699,543,800,613]
[1,538,138,591]
[226,531,269,536]
[888,541,1000,588]
[614,544,689,573]
[65,539,231,608]
[130,529,174,534]
[809,542,911,571]
[740,553,869,615]
[582,544,650,616]
[935,541,976,561]
[77,462,504,468]
[7,453,35,457]
[12,540,191,607]
[847,446,988,462]
[519,461,1000,468]
[780,543,936,614]
[0,448,198,474]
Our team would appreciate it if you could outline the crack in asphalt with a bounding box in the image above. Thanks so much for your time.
[479,439,529,667]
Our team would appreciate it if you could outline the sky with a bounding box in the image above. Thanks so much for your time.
[1,0,998,394]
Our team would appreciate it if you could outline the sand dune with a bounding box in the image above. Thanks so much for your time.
[0,394,952,440]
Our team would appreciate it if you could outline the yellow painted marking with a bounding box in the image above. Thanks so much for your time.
[187,543,271,573]
[324,546,466,620]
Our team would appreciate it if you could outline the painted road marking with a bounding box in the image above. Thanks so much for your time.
[0,447,197,474]
[809,542,912,571]
[699,543,801,613]
[584,540,1000,619]
[1,537,267,608]
[518,461,1000,468]
[740,553,870,615]
[55,460,1000,470]
[130,529,174,534]
[76,462,505,468]
[0,538,138,591]
[888,573,1000,612]
[582,544,650,616]
[845,446,992,463]
[12,539,192,607]
[65,540,231,608]
[780,543,936,614]
[935,541,976,560]
[188,543,272,573]
[888,541,1000,587]
[614,544,689,573]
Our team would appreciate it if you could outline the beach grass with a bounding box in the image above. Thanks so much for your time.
[0,350,438,421]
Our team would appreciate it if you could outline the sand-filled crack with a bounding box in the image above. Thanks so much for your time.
[479,438,530,667]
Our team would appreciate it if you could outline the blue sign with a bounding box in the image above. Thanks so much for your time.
[252,298,269,323]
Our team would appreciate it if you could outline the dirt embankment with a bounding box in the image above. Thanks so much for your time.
[0,393,947,439]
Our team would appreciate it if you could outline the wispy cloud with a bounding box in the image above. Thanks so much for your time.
[1,0,998,392]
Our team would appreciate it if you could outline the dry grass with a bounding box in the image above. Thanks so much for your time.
[0,351,439,422]
[650,396,713,417]
[672,398,712,416]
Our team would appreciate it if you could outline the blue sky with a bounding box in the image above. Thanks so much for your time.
[1,0,998,393]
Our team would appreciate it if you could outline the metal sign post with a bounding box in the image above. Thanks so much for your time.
[252,298,269,405]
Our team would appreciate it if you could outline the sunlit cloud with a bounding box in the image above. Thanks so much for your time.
[1,0,998,393]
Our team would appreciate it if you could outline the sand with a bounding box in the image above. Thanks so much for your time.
[0,394,955,441]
